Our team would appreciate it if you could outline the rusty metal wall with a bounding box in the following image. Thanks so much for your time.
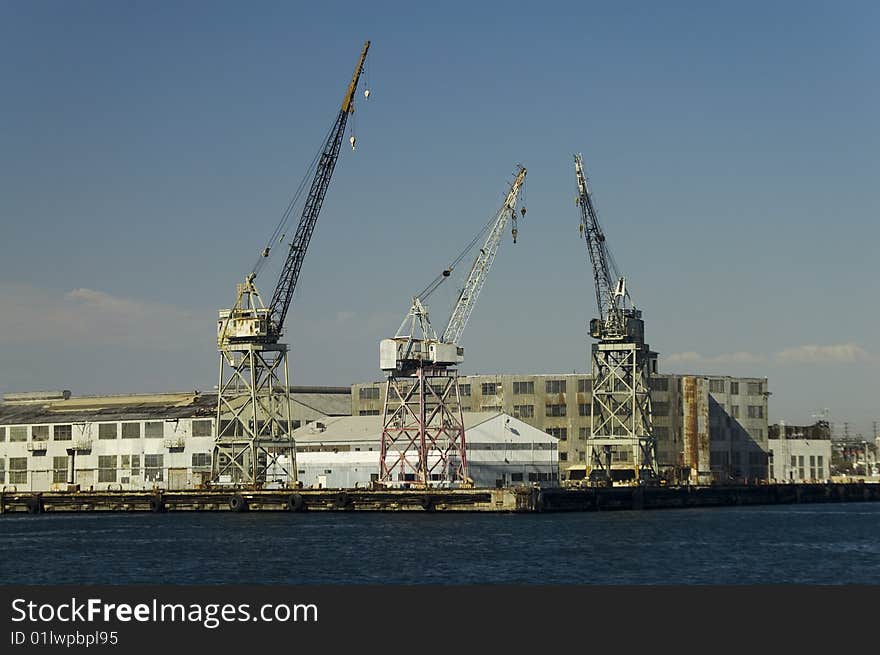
[682,377,710,483]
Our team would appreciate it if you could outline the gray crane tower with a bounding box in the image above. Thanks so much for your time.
[212,41,370,487]
[574,153,658,484]
[378,166,527,487]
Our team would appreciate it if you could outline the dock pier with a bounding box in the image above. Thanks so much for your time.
[1,483,878,514]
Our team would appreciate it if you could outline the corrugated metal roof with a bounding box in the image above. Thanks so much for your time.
[292,392,350,416]
[0,387,352,426]
[293,412,556,444]
[0,392,216,425]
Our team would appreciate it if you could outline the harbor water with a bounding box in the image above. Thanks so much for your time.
[1,502,879,584]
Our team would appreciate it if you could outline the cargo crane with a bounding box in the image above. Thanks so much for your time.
[212,41,370,487]
[574,153,658,485]
[379,166,527,486]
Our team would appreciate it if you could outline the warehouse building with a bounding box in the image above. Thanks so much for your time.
[292,412,558,489]
[352,373,770,483]
[767,420,831,482]
[0,387,350,492]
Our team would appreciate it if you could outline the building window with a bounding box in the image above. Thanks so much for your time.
[8,457,27,484]
[547,427,567,440]
[818,455,824,479]
[191,420,213,437]
[144,422,164,439]
[709,379,725,394]
[131,455,140,477]
[753,428,763,439]
[730,381,739,395]
[578,451,586,462]
[144,454,164,482]
[481,405,502,412]
[511,472,523,482]
[560,452,568,462]
[0,458,4,483]
[731,405,740,419]
[359,410,380,416]
[546,404,566,417]
[653,402,670,416]
[0,427,5,442]
[545,379,566,394]
[809,455,816,479]
[748,382,762,395]
[481,383,498,395]
[98,423,118,440]
[579,427,589,440]
[577,378,592,393]
[747,405,764,419]
[192,453,212,470]
[513,405,534,418]
[578,403,590,416]
[98,455,117,483]
[649,377,668,392]
[611,448,631,462]
[798,455,805,479]
[53,424,72,441]
[654,426,669,440]
[359,387,380,400]
[9,426,27,442]
[53,456,68,483]
[120,422,141,439]
[513,381,534,395]
[459,384,471,397]
[32,425,49,440]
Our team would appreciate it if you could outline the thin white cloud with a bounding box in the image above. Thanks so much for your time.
[0,283,206,349]
[664,351,767,367]
[775,343,875,365]
[664,343,876,370]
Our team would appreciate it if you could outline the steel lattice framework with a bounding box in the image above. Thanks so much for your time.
[380,367,468,485]
[589,342,656,480]
[213,343,295,486]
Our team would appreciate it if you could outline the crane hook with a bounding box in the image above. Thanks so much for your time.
[349,135,356,151]
[520,206,526,217]
[364,88,371,100]
[512,227,518,244]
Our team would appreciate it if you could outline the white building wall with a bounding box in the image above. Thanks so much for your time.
[292,413,559,489]
[768,439,832,482]
[0,418,216,492]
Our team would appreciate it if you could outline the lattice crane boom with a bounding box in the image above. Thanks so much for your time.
[574,153,632,339]
[266,40,370,339]
[218,41,370,348]
[441,165,526,345]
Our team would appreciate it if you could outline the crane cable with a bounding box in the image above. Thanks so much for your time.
[250,119,337,280]
[415,186,518,302]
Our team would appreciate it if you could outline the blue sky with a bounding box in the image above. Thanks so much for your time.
[1,1,878,436]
